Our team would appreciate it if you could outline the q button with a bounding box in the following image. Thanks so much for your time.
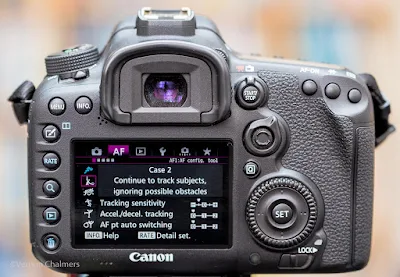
[43,180,60,197]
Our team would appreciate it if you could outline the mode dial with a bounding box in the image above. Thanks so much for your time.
[246,177,317,249]
[45,44,99,76]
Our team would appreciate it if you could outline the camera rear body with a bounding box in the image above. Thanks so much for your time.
[25,8,375,275]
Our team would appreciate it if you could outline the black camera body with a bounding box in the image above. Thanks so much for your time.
[10,7,390,276]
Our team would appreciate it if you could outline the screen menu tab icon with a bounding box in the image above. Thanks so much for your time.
[135,147,146,156]
[108,145,129,156]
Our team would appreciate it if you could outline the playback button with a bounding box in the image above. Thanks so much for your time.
[43,207,61,224]
[42,125,60,143]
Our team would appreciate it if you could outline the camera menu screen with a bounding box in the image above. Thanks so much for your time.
[72,140,231,248]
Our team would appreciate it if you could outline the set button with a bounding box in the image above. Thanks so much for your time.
[43,207,61,224]
[271,203,293,225]
[42,125,60,143]
[43,234,60,251]
[42,152,61,170]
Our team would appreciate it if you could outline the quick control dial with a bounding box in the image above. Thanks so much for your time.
[246,177,317,249]
[45,44,99,77]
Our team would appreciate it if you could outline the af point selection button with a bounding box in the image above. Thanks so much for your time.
[42,152,61,170]
[271,203,293,225]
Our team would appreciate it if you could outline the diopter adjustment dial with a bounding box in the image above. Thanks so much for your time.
[246,177,317,249]
[45,44,99,76]
[214,48,229,63]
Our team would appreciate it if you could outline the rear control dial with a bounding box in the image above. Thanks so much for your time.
[246,177,317,249]
[235,77,268,109]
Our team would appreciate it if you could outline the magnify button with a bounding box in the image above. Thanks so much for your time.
[43,180,60,197]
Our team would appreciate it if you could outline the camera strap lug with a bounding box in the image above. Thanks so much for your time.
[359,73,395,147]
[8,80,35,124]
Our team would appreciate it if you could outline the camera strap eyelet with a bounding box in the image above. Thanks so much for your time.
[359,73,395,147]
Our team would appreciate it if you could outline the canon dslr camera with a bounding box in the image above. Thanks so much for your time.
[9,7,395,276]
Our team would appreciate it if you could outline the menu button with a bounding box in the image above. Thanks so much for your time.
[48,97,66,115]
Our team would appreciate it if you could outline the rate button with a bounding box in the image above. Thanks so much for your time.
[42,152,61,170]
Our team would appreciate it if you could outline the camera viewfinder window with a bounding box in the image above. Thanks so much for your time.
[144,74,187,107]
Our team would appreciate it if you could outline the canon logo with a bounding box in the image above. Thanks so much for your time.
[129,252,174,263]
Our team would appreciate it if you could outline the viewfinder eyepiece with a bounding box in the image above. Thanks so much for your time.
[144,74,187,107]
